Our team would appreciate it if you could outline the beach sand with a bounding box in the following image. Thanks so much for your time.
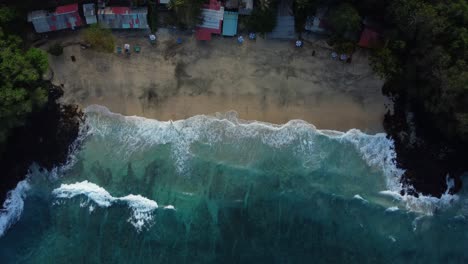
[48,30,388,133]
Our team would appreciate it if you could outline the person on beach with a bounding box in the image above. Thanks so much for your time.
[124,43,130,54]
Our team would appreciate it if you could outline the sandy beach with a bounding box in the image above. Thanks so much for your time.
[48,30,388,132]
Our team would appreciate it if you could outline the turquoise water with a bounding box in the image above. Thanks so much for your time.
[1,105,467,263]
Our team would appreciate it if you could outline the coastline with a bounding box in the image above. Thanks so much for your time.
[0,84,82,204]
[48,30,388,133]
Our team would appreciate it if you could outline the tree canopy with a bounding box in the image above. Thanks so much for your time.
[0,7,49,145]
[168,0,205,29]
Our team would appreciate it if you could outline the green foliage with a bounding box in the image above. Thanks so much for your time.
[48,43,64,56]
[328,3,361,37]
[168,0,204,29]
[0,6,49,145]
[370,47,401,80]
[82,24,115,53]
[246,3,277,34]
[148,0,158,33]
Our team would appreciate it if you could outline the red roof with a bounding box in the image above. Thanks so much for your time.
[111,7,131,14]
[358,28,380,48]
[55,4,78,14]
[196,28,212,41]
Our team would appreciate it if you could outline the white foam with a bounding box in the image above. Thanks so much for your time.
[0,179,30,237]
[353,194,368,203]
[52,181,170,232]
[385,206,399,212]
[83,105,458,216]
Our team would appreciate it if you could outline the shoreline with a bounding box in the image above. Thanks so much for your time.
[48,30,388,133]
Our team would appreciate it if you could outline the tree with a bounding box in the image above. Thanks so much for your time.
[82,24,115,53]
[0,7,48,144]
[370,47,401,80]
[328,3,361,37]
[168,0,205,29]
[247,6,277,34]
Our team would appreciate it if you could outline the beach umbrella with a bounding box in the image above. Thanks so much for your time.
[296,40,303,47]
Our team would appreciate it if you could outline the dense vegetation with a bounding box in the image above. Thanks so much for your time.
[296,0,468,143]
[296,0,468,195]
[168,0,205,29]
[82,24,116,53]
[0,7,49,152]
[246,0,277,34]
[0,5,82,203]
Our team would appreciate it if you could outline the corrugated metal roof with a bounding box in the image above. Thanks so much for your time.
[83,3,97,24]
[222,11,238,36]
[56,4,78,14]
[28,4,83,33]
[199,8,224,30]
[97,7,148,29]
[83,3,95,16]
[267,16,296,39]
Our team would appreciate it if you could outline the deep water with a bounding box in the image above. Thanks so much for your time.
[1,105,467,264]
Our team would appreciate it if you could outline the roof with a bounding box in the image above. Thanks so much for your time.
[199,8,224,30]
[27,4,83,33]
[358,28,380,48]
[97,7,148,29]
[55,4,78,14]
[196,1,224,41]
[196,29,213,41]
[83,3,95,17]
[222,11,238,36]
[268,16,295,39]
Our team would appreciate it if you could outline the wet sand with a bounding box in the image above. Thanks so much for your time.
[48,30,388,133]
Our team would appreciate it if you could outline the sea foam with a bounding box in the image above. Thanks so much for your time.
[52,181,169,231]
[0,180,30,237]
[82,105,458,215]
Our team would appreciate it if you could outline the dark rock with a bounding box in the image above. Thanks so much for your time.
[0,82,83,203]
[383,83,467,197]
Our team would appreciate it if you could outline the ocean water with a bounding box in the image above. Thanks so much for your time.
[1,105,467,263]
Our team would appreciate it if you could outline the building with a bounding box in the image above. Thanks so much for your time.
[305,7,329,34]
[222,11,238,36]
[97,7,149,29]
[83,3,97,24]
[196,0,224,41]
[267,0,295,39]
[358,27,381,48]
[28,3,83,33]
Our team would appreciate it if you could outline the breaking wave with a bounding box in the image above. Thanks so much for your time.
[83,105,456,214]
[0,180,30,237]
[52,181,174,231]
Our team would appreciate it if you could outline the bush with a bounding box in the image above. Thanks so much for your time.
[82,24,115,53]
[47,43,63,56]
[246,7,276,34]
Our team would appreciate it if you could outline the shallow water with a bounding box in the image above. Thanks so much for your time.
[1,105,467,263]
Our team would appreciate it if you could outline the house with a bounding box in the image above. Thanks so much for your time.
[28,3,83,33]
[158,0,170,4]
[358,17,382,48]
[267,0,295,39]
[83,3,97,24]
[196,0,224,41]
[358,27,380,48]
[304,7,329,34]
[222,11,238,36]
[97,7,149,29]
